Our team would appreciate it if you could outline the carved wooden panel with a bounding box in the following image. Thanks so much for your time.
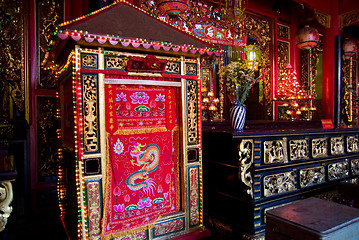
[37,96,58,181]
[263,171,296,197]
[263,140,287,164]
[311,138,327,158]
[347,135,359,153]
[82,74,99,153]
[289,139,308,161]
[186,79,199,145]
[299,166,325,188]
[328,161,349,180]
[330,137,344,155]
[351,159,359,175]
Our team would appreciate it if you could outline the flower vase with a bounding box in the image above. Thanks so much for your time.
[230,85,246,131]
[230,104,246,131]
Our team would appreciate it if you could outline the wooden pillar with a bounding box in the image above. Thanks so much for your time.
[321,0,341,125]
[334,35,343,128]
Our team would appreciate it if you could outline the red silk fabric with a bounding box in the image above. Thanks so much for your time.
[102,83,180,238]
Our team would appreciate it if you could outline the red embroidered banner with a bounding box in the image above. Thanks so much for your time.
[105,85,177,134]
[102,131,180,238]
[102,83,180,239]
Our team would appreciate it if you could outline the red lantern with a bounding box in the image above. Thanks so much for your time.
[295,26,319,50]
[344,39,357,58]
[156,0,189,17]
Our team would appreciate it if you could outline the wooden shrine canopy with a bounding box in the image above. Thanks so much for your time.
[53,0,220,58]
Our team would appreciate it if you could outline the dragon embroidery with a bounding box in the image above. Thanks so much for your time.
[126,141,160,195]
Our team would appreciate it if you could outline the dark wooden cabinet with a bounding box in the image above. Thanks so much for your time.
[203,127,359,239]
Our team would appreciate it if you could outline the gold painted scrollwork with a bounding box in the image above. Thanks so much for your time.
[186,80,199,145]
[238,139,254,199]
[313,9,331,29]
[340,9,359,29]
[165,61,181,74]
[277,41,290,77]
[38,97,58,177]
[243,14,272,118]
[0,0,25,112]
[38,0,63,88]
[87,181,101,239]
[82,74,99,153]
[185,63,197,75]
[105,56,128,70]
[277,24,289,39]
[82,54,97,68]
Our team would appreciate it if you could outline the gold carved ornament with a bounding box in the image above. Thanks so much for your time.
[313,9,331,29]
[299,166,325,188]
[243,14,272,118]
[0,181,13,232]
[0,0,25,112]
[238,139,254,199]
[38,0,63,88]
[186,79,199,144]
[328,161,349,181]
[263,171,296,197]
[340,9,359,29]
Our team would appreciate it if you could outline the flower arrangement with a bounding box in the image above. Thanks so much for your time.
[221,59,264,107]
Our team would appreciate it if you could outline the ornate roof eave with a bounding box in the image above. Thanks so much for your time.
[54,0,221,57]
[55,31,222,57]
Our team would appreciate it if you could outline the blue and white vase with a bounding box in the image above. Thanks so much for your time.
[230,104,246,131]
